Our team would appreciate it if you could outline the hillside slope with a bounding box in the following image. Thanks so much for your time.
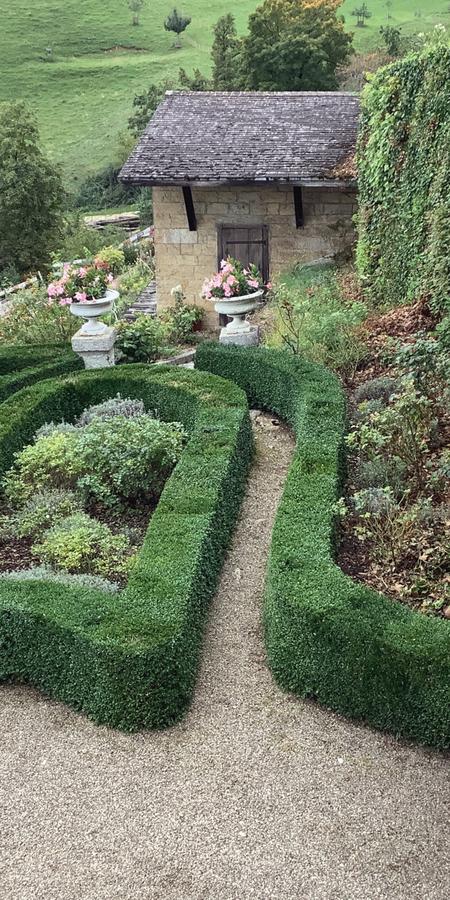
[1,0,449,187]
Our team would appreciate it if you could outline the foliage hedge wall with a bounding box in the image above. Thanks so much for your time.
[0,346,82,402]
[196,342,450,749]
[357,46,450,314]
[0,364,252,729]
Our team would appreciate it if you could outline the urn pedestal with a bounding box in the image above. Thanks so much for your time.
[72,326,117,369]
[213,290,263,347]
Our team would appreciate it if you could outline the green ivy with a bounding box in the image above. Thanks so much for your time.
[357,46,450,314]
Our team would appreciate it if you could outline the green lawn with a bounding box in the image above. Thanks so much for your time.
[344,0,450,52]
[1,0,449,189]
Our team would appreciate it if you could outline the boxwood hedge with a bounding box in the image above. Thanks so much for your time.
[0,343,82,402]
[0,343,75,375]
[0,364,253,729]
[196,342,450,748]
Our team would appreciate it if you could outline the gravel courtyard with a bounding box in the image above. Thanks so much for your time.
[0,415,449,900]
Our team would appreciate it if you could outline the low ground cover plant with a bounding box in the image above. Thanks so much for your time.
[116,291,205,363]
[0,393,185,584]
[266,266,367,377]
[338,332,450,618]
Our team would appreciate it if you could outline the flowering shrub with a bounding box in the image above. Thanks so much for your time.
[0,286,77,344]
[47,261,113,306]
[202,257,270,300]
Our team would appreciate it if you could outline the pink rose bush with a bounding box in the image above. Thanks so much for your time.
[202,257,270,300]
[47,261,113,307]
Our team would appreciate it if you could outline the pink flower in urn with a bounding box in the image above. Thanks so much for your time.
[248,278,260,289]
[107,273,114,283]
[75,291,87,303]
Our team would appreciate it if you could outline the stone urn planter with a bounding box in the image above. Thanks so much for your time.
[70,289,119,336]
[214,289,263,337]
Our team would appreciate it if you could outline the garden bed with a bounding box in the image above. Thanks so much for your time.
[337,299,450,620]
[196,342,450,749]
[0,364,253,730]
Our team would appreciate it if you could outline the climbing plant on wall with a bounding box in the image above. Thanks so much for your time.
[356,46,450,314]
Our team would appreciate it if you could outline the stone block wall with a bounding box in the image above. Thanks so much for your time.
[153,184,357,321]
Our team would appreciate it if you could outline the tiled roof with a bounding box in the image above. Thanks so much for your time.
[120,91,360,186]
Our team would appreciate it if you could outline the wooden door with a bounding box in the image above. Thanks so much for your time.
[218,225,269,282]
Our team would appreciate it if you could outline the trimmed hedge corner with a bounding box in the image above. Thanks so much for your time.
[0,364,253,729]
[196,342,450,749]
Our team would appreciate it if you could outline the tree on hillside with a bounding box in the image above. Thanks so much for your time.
[0,103,65,278]
[127,68,210,140]
[164,9,192,48]
[178,67,210,91]
[238,0,353,92]
[211,14,240,91]
[380,25,401,56]
[352,3,372,28]
[128,80,173,137]
[128,0,145,27]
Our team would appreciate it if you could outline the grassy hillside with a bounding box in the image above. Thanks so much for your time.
[1,0,449,189]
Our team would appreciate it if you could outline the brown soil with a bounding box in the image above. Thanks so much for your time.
[347,297,439,391]
[0,498,153,586]
[0,534,37,573]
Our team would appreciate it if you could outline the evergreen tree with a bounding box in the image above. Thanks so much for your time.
[178,67,210,91]
[164,9,192,48]
[239,0,352,92]
[211,14,240,91]
[0,103,65,277]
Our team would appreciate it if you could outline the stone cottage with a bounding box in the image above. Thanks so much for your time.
[120,91,360,320]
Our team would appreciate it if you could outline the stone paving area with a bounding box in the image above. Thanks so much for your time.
[0,414,449,900]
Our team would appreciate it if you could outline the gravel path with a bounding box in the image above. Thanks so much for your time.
[0,414,449,900]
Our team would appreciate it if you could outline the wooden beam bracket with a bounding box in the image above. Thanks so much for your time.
[182,186,197,232]
[293,186,304,229]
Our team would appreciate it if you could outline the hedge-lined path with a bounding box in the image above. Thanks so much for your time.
[0,413,449,900]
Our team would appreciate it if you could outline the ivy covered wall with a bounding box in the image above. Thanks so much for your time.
[356,46,450,314]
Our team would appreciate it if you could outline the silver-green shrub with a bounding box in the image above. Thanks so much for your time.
[0,565,119,594]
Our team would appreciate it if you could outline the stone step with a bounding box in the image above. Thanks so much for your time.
[122,280,157,321]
